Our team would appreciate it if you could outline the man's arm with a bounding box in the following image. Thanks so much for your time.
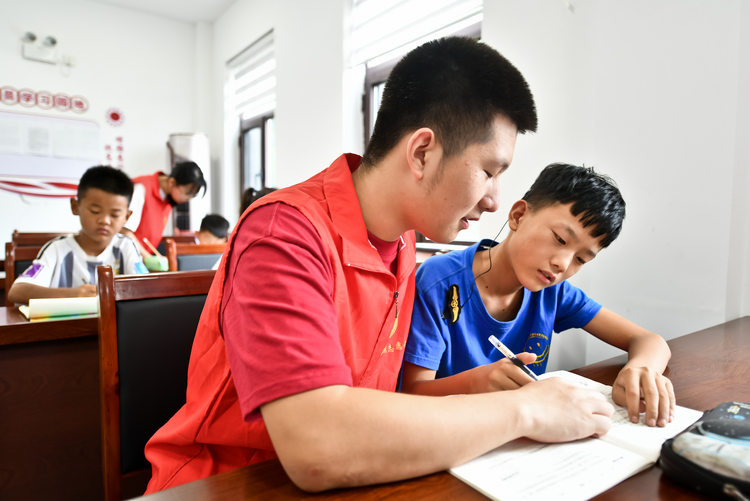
[583,307,674,427]
[262,379,614,492]
[8,282,97,305]
[401,354,538,396]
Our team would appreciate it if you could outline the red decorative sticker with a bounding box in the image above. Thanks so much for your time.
[1,86,18,105]
[70,95,89,113]
[18,89,36,107]
[37,91,54,109]
[54,93,71,111]
[106,108,124,127]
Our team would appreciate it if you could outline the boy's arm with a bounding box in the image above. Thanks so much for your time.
[583,307,674,427]
[8,282,97,305]
[401,356,537,396]
[262,378,614,492]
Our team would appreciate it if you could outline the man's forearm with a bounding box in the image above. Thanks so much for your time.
[262,380,614,492]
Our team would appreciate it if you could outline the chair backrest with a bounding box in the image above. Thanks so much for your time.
[97,266,215,501]
[12,230,68,246]
[164,238,225,272]
[4,242,43,306]
[156,234,196,256]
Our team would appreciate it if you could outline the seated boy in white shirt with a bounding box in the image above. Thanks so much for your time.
[8,165,148,305]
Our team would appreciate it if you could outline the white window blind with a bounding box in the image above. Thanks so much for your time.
[352,0,483,67]
[226,30,276,120]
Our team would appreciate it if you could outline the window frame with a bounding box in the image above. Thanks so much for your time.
[239,113,274,201]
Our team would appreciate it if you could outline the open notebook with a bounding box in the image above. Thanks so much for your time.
[19,296,99,321]
[449,371,703,501]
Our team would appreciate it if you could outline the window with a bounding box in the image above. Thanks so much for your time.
[226,30,277,199]
[354,0,483,243]
[240,115,276,192]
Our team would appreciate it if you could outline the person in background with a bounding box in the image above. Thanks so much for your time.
[240,187,277,216]
[121,161,207,259]
[401,163,674,428]
[9,166,147,305]
[195,214,230,245]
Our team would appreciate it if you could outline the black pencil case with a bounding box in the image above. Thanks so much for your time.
[660,402,750,500]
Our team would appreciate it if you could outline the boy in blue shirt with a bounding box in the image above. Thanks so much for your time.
[402,163,675,428]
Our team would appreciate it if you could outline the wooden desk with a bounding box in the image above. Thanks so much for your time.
[0,306,98,345]
[139,317,750,501]
[0,307,102,500]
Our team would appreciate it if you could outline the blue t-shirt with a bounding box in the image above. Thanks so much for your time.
[404,240,602,377]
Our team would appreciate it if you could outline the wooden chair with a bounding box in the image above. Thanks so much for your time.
[12,230,68,246]
[164,238,225,272]
[155,234,196,256]
[4,242,43,306]
[97,266,216,501]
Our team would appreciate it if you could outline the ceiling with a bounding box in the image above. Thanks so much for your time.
[87,0,237,23]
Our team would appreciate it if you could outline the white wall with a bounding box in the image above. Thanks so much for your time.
[0,0,197,250]
[211,0,346,224]
[482,0,750,369]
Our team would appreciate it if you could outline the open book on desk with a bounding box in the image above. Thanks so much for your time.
[18,297,98,321]
[449,371,703,501]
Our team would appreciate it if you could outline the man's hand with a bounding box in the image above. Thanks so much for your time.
[518,378,615,442]
[612,366,675,427]
[72,284,97,297]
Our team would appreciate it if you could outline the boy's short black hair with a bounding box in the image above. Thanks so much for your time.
[522,163,626,248]
[77,165,134,205]
[171,161,207,197]
[362,36,537,169]
[200,214,230,239]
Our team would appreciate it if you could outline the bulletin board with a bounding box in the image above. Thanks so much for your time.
[0,110,100,198]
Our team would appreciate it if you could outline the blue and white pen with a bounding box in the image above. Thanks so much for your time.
[488,335,539,381]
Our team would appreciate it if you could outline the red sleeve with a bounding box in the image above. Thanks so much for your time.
[221,202,353,422]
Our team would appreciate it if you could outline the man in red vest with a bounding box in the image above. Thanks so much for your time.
[144,37,614,494]
[121,161,206,259]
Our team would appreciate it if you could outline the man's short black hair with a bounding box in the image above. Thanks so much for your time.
[171,161,207,197]
[200,214,230,239]
[362,36,537,168]
[77,165,134,205]
[522,163,626,248]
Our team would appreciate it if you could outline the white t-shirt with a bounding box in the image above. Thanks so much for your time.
[15,234,148,289]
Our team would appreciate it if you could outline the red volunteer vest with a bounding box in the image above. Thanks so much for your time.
[144,154,416,492]
[132,172,172,250]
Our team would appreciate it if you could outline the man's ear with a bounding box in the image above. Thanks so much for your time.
[220,236,228,244]
[125,209,133,222]
[70,197,80,215]
[507,200,529,231]
[405,127,440,181]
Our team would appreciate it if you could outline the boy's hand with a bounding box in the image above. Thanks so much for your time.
[72,284,97,297]
[611,366,675,427]
[477,352,538,392]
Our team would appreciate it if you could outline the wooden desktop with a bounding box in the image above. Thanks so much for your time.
[138,316,750,501]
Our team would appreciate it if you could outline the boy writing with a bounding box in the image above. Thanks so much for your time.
[402,163,674,428]
[9,165,147,305]
[195,214,230,245]
[144,38,615,494]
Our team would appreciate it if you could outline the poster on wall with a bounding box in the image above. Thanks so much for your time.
[0,110,100,198]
